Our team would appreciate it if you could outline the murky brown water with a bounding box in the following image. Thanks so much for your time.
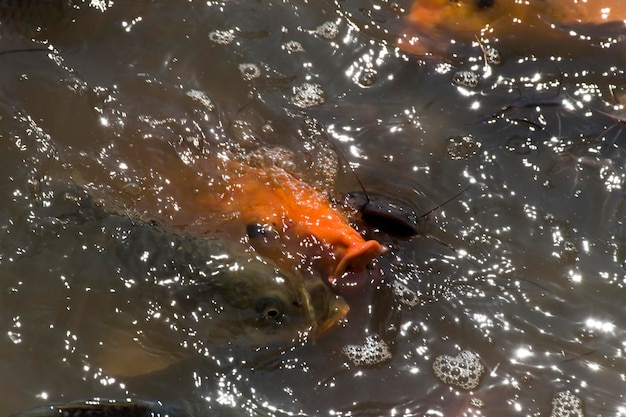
[2,1,626,416]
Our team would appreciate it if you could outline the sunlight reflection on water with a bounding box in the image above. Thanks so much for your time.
[2,0,626,416]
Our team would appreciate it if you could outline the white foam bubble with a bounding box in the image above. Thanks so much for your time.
[314,21,339,40]
[354,68,377,87]
[483,45,501,65]
[551,390,584,417]
[292,83,325,108]
[452,70,479,88]
[432,350,485,390]
[392,282,419,307]
[186,89,214,112]
[282,41,304,53]
[209,30,235,45]
[342,334,392,366]
[238,63,261,81]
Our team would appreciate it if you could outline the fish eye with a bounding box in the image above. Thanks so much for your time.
[256,297,284,320]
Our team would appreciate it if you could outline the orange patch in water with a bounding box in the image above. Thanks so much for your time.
[397,0,626,56]
[203,160,386,282]
[138,155,385,285]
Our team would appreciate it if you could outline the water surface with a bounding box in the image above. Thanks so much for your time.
[2,1,626,416]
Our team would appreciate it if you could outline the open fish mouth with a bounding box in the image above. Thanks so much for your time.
[301,275,350,337]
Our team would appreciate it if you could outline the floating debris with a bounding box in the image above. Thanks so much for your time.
[432,350,485,390]
[342,334,392,366]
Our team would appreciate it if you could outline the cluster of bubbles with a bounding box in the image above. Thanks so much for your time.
[449,42,501,89]
[432,350,485,390]
[550,391,584,417]
[238,63,261,81]
[292,83,325,108]
[208,24,336,106]
[353,68,377,87]
[342,334,392,366]
[452,70,480,88]
[282,41,304,54]
[392,282,420,307]
[208,29,235,45]
[446,135,482,160]
[186,89,215,112]
[481,44,501,65]
[314,21,339,40]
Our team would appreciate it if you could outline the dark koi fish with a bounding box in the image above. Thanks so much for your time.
[12,398,192,417]
[57,193,350,377]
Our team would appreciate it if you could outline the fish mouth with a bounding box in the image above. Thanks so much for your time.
[301,277,350,338]
[314,296,350,336]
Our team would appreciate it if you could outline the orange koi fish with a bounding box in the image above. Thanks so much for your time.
[398,0,626,56]
[196,157,387,286]
[130,153,386,290]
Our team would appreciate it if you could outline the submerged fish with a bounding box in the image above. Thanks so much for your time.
[0,0,68,35]
[198,158,387,283]
[114,153,386,291]
[81,209,349,377]
[0,0,66,19]
[12,398,193,417]
[397,0,626,56]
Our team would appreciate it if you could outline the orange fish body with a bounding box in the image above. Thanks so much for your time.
[194,159,386,282]
[398,0,626,56]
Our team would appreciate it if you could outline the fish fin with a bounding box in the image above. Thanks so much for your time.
[95,328,187,377]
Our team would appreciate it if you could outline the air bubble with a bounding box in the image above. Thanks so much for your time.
[209,30,235,45]
[292,83,325,108]
[186,89,214,112]
[447,136,481,160]
[432,350,485,390]
[550,390,584,417]
[355,68,377,87]
[342,334,392,366]
[315,21,339,40]
[392,282,419,307]
[238,63,261,81]
[282,41,304,53]
[469,398,484,408]
[484,45,501,65]
[452,71,479,88]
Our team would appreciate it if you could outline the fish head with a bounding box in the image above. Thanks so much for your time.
[174,248,348,347]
